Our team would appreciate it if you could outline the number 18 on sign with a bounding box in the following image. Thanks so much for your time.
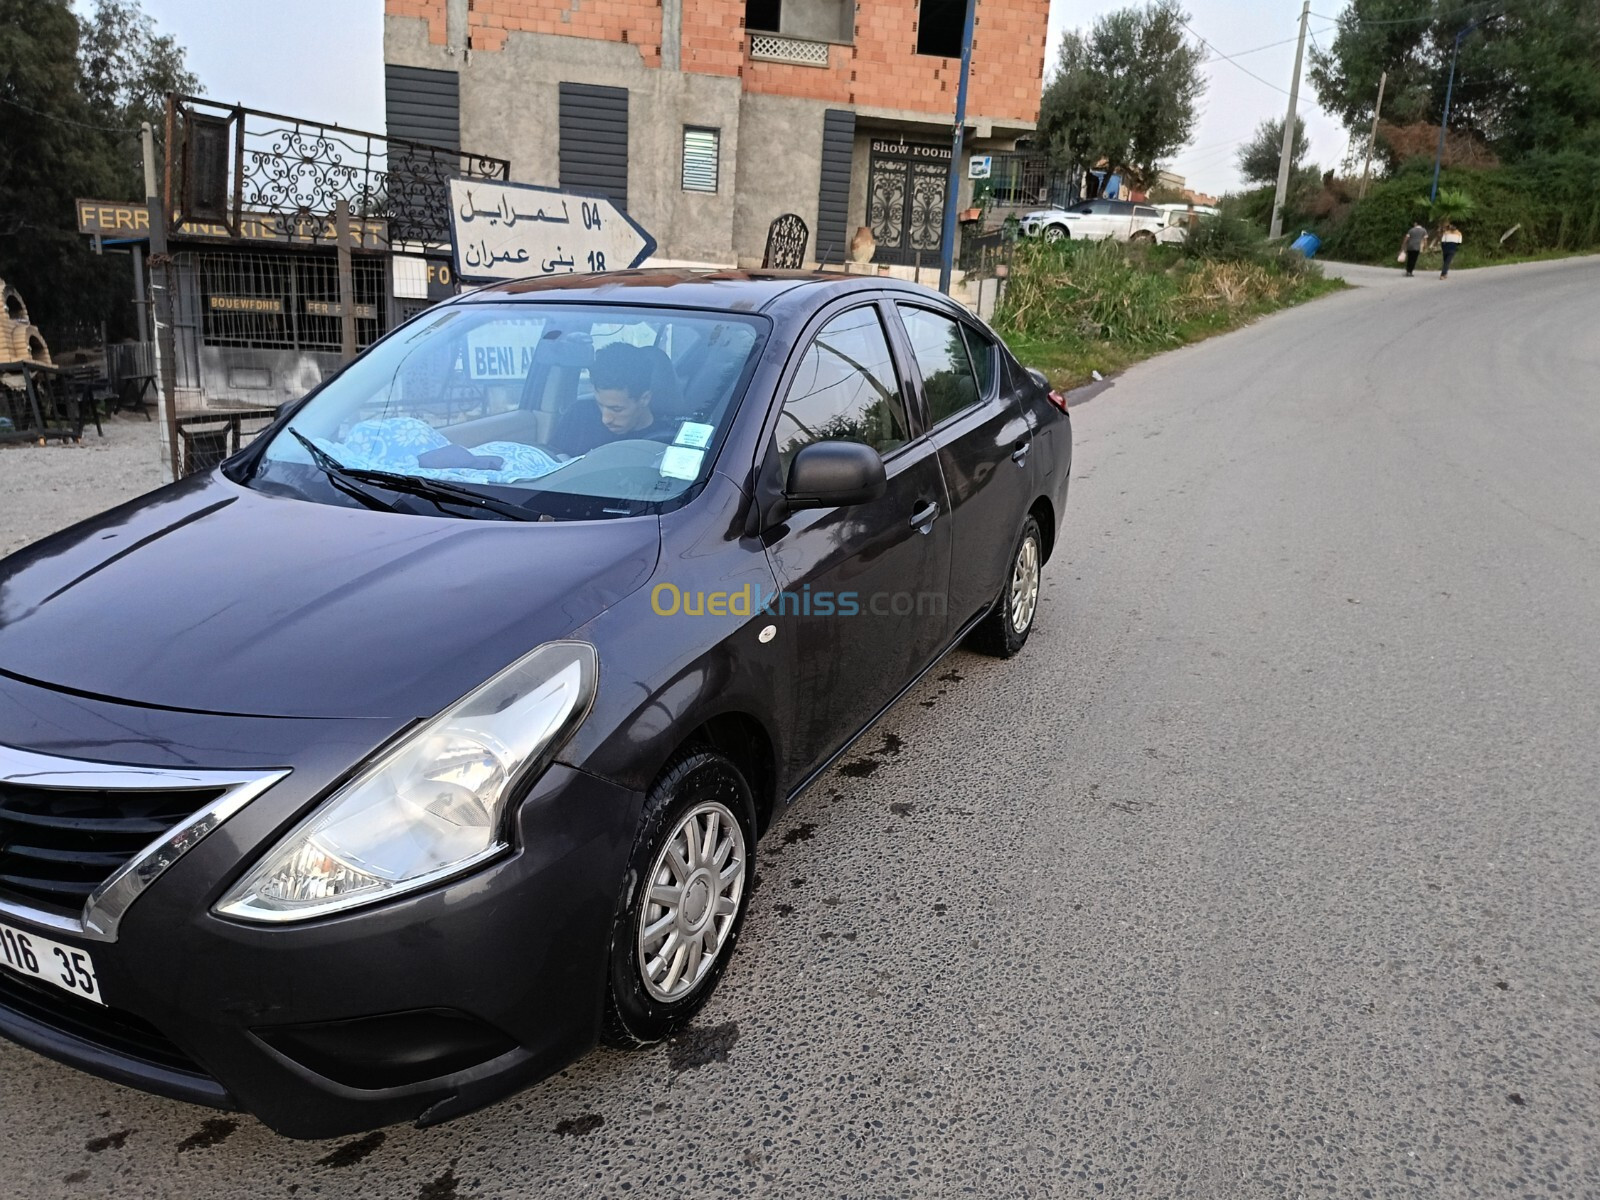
[448,180,657,282]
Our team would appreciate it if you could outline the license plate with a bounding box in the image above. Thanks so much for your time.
[0,919,103,1005]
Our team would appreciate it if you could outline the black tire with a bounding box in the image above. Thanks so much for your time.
[601,748,757,1048]
[967,514,1044,659]
[1043,225,1068,243]
[1130,230,1156,245]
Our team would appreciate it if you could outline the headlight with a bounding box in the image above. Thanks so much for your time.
[216,641,597,923]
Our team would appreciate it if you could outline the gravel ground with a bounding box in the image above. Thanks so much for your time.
[0,416,168,558]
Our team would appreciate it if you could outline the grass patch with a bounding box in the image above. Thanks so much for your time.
[995,237,1345,391]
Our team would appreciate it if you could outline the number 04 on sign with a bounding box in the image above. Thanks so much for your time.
[448,179,657,282]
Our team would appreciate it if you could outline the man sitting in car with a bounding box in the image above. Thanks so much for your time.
[551,341,679,456]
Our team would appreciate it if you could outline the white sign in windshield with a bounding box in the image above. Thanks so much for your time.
[448,180,657,282]
[466,320,547,381]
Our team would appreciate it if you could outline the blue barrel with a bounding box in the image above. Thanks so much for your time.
[1289,231,1321,258]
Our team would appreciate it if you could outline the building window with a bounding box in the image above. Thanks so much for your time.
[745,0,781,33]
[916,0,964,57]
[682,127,720,193]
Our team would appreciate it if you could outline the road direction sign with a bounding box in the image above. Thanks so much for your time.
[448,180,657,282]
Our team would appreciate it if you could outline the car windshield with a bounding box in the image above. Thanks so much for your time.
[247,302,768,520]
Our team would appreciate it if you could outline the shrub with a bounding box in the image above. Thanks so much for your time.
[1182,216,1269,264]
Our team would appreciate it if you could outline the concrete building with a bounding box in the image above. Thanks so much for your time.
[382,0,1050,272]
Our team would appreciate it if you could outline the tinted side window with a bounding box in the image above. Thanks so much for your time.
[776,307,909,464]
[899,305,980,425]
[961,325,997,396]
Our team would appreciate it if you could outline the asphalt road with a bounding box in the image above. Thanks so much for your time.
[5,257,1599,1198]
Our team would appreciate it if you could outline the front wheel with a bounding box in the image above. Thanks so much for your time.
[602,749,756,1047]
[1043,225,1068,243]
[967,515,1043,658]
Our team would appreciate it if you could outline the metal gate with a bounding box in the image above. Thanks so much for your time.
[866,139,950,266]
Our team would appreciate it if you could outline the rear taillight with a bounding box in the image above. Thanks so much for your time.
[1047,390,1069,413]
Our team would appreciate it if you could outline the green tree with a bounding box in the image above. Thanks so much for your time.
[0,0,195,349]
[1038,1,1207,194]
[1308,0,1600,167]
[1236,115,1310,186]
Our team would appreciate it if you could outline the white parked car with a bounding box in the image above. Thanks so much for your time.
[1152,203,1221,244]
[1020,199,1165,244]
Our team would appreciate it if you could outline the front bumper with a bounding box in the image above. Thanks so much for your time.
[0,678,642,1138]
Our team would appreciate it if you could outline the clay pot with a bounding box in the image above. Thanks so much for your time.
[848,225,876,264]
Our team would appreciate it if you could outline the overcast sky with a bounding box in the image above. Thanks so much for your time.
[130,0,1351,197]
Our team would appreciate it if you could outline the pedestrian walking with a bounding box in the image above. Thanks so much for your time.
[1440,222,1463,278]
[1399,220,1427,276]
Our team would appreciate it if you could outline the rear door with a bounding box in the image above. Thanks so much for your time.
[891,302,1034,631]
[759,299,953,782]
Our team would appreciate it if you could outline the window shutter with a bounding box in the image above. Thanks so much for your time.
[682,128,720,193]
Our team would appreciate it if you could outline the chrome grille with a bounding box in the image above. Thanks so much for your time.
[0,782,227,915]
[0,745,288,942]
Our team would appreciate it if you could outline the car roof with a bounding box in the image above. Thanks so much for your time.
[450,267,962,316]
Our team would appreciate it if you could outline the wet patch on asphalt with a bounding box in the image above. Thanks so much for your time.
[176,1118,239,1153]
[316,1131,386,1167]
[554,1113,605,1137]
[667,1021,740,1073]
[84,1129,133,1152]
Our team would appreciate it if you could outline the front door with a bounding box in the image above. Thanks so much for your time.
[761,301,952,783]
[866,138,950,267]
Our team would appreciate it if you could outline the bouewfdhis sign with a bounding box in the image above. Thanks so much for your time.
[447,180,656,282]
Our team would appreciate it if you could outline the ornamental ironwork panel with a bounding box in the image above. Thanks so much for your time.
[908,162,947,252]
[866,142,949,266]
[167,94,509,251]
[762,213,810,269]
[867,159,907,250]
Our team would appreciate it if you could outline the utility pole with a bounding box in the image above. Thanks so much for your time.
[1431,15,1499,202]
[1358,71,1387,201]
[1269,0,1311,240]
[937,0,978,295]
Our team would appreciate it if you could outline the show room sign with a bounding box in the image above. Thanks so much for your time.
[447,180,656,282]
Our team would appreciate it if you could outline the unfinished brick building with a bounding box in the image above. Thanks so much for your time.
[384,0,1049,269]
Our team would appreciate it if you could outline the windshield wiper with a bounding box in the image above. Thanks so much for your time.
[289,430,404,515]
[289,430,538,522]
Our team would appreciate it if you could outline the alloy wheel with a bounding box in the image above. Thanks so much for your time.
[636,800,747,1003]
[1010,534,1041,634]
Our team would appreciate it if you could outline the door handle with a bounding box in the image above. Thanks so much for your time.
[909,501,938,531]
[1011,438,1032,464]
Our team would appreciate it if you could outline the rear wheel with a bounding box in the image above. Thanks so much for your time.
[967,515,1043,659]
[1130,229,1156,245]
[602,749,756,1047]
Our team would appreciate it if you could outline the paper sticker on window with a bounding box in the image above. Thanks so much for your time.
[674,421,715,449]
[660,445,704,480]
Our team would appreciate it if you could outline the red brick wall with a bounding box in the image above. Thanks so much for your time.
[388,0,448,46]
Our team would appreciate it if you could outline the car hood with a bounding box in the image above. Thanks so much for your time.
[1023,209,1070,221]
[0,474,661,719]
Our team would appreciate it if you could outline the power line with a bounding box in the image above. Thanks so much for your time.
[1178,17,1294,96]
[1309,4,1498,26]
[0,93,140,134]
[1199,26,1337,64]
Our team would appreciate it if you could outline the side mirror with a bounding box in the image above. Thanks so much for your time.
[785,440,887,510]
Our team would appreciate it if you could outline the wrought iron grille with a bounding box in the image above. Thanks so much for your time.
[762,214,810,269]
[167,95,510,250]
[186,251,386,353]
